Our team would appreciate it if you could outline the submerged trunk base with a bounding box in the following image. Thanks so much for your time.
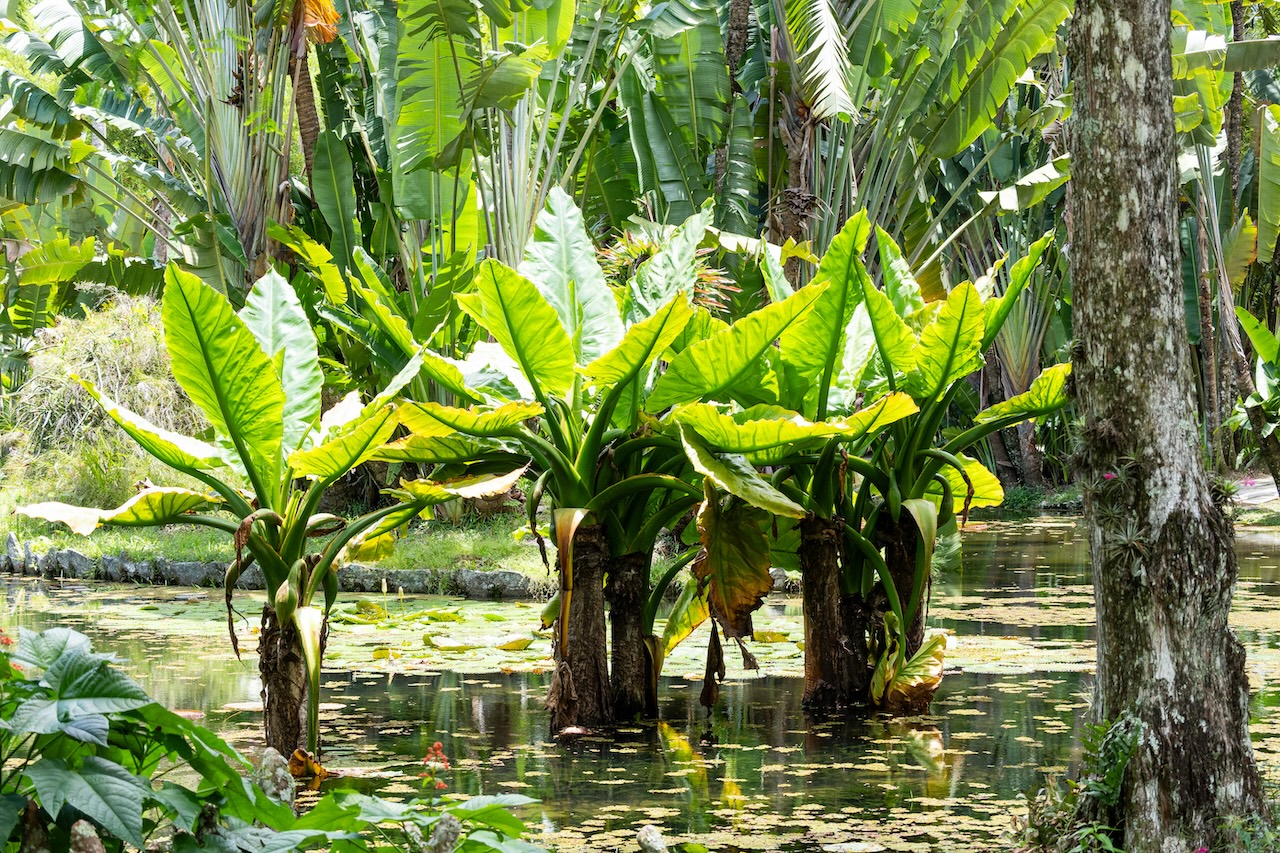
[259,607,307,757]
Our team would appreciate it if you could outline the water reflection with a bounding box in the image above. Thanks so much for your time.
[2,518,1277,850]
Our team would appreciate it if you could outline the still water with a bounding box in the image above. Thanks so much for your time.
[3,518,1278,851]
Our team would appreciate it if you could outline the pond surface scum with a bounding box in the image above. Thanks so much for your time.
[4,518,1279,851]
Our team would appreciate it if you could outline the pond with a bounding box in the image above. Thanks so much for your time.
[4,518,1279,852]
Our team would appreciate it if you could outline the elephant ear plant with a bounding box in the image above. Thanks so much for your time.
[673,215,1071,715]
[18,265,523,765]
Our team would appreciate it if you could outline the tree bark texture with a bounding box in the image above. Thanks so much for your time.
[1068,2,1264,849]
[258,606,307,756]
[1195,212,1223,471]
[548,524,612,731]
[606,550,650,720]
[799,515,859,710]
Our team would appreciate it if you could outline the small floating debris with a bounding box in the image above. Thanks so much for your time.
[221,701,264,712]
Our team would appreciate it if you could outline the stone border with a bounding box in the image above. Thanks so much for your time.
[2,532,544,600]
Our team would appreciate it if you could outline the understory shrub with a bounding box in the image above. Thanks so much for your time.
[0,625,548,852]
[0,296,216,510]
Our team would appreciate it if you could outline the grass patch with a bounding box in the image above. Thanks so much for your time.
[2,495,550,578]
[375,511,551,577]
[1234,499,1280,527]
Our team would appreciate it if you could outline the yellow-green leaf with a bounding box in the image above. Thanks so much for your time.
[289,404,399,481]
[76,378,226,473]
[160,265,285,486]
[647,283,829,411]
[398,401,542,438]
[907,281,985,400]
[681,428,805,518]
[456,260,574,398]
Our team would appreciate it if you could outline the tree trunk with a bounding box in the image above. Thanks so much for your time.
[258,606,307,756]
[548,524,612,731]
[1068,2,1264,848]
[606,551,650,720]
[799,515,857,711]
[1015,421,1045,489]
[1196,211,1224,471]
[289,1,319,184]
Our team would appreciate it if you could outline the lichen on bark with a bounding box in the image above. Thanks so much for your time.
[1067,0,1265,848]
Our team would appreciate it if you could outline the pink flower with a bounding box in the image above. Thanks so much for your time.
[1245,479,1257,487]
[1103,473,1116,480]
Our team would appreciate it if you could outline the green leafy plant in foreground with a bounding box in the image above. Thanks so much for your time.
[0,626,548,851]
[16,264,523,760]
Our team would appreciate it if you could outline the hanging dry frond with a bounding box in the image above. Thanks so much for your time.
[303,0,340,43]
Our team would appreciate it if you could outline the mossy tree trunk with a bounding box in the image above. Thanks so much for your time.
[1069,1,1264,847]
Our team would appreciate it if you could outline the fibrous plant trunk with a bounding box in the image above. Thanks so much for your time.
[258,606,307,756]
[606,551,650,720]
[799,515,857,711]
[1069,1,1265,847]
[549,524,612,731]
[878,517,925,658]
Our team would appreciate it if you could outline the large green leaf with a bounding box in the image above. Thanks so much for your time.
[875,228,926,317]
[861,282,918,380]
[974,361,1071,426]
[241,271,323,455]
[314,132,359,269]
[1237,306,1280,365]
[907,281,985,399]
[1259,105,1280,260]
[13,646,149,723]
[779,212,872,413]
[694,487,773,638]
[160,265,285,487]
[648,283,829,410]
[457,260,575,399]
[650,0,729,150]
[672,404,847,453]
[371,434,511,464]
[982,232,1053,349]
[76,378,226,474]
[398,401,543,437]
[19,488,217,536]
[583,292,694,388]
[923,0,1069,158]
[5,237,95,334]
[25,757,148,847]
[520,187,624,364]
[835,392,920,440]
[927,454,1004,511]
[681,428,806,518]
[288,404,399,481]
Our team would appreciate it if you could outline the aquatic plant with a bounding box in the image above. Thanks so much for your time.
[675,214,1071,712]
[16,265,523,762]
